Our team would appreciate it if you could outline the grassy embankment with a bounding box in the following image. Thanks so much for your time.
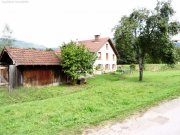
[0,64,180,135]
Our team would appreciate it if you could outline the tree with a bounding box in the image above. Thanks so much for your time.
[60,41,96,84]
[114,1,180,81]
[175,46,180,62]
[0,24,14,52]
[113,16,137,64]
[45,48,53,51]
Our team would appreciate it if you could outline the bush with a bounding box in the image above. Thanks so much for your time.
[116,67,123,73]
[130,64,136,71]
[160,64,175,71]
[60,41,96,84]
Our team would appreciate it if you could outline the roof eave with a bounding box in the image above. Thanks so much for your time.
[108,39,119,57]
[16,64,61,66]
[0,47,16,65]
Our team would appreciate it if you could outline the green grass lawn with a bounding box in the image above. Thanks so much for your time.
[0,69,180,135]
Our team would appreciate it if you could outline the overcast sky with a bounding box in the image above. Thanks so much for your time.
[0,0,180,48]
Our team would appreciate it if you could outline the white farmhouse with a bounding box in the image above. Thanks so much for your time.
[79,35,118,74]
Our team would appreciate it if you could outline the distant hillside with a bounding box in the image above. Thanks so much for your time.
[0,38,46,50]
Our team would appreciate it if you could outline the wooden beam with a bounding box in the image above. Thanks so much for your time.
[9,65,16,91]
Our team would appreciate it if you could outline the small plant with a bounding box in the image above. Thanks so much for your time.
[95,65,101,71]
[130,64,135,71]
[160,64,175,71]
[116,67,123,73]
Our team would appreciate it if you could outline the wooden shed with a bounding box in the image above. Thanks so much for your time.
[0,47,66,89]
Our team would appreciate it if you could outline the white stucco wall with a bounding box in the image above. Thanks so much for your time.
[94,41,117,73]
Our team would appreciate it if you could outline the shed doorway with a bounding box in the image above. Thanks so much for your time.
[0,66,8,86]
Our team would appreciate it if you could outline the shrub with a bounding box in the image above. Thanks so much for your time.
[130,64,136,71]
[60,41,96,84]
[116,67,123,73]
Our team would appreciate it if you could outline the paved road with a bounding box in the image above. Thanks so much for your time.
[83,98,180,135]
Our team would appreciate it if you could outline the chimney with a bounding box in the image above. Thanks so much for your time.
[94,35,100,42]
[76,38,79,44]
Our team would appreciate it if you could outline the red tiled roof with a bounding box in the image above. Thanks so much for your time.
[54,49,61,55]
[79,37,109,52]
[79,37,118,56]
[2,48,61,66]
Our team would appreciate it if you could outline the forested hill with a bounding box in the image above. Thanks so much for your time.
[0,38,46,50]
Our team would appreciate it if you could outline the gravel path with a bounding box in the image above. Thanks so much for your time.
[83,98,180,135]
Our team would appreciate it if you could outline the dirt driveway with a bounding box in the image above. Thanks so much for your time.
[83,98,180,135]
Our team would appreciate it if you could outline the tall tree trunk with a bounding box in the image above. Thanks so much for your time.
[139,56,143,81]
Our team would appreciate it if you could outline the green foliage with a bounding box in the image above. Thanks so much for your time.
[116,67,123,73]
[175,47,180,62]
[113,16,137,64]
[126,64,180,71]
[60,41,96,83]
[95,65,102,71]
[113,1,180,80]
[0,70,180,134]
[130,64,136,71]
[28,47,36,50]
[45,48,53,51]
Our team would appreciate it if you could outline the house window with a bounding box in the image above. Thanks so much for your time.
[112,64,116,70]
[113,54,115,61]
[105,64,109,70]
[96,64,102,70]
[98,52,101,60]
[106,53,108,60]
[106,44,108,50]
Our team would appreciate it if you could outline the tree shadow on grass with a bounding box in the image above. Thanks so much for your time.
[104,73,121,82]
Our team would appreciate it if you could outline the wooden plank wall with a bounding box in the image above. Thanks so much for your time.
[21,66,63,86]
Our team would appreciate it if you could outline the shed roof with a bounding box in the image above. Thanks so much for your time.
[0,48,61,66]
